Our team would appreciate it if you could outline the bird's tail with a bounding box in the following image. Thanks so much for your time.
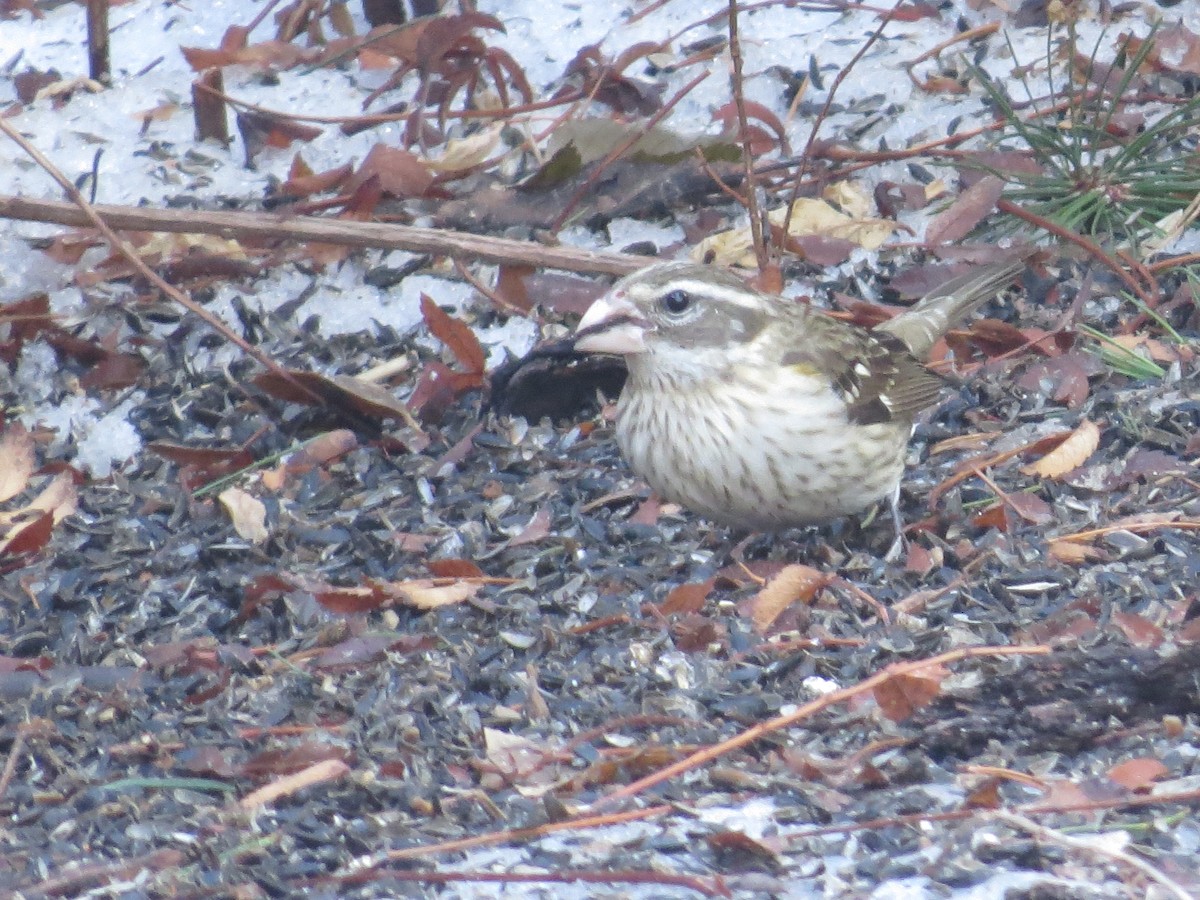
[876,256,1028,359]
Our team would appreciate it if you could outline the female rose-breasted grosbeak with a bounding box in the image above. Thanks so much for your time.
[573,258,1025,542]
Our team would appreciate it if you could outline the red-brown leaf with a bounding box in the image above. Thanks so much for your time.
[660,578,716,615]
[873,665,947,722]
[420,293,485,374]
[925,175,1005,245]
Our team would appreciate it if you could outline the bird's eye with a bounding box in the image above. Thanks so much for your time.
[660,289,692,315]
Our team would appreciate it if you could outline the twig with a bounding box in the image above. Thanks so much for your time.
[778,2,903,246]
[383,804,670,861]
[1054,520,1200,544]
[0,123,322,403]
[589,644,1050,812]
[0,722,30,801]
[905,21,1001,70]
[781,786,1200,844]
[0,195,646,276]
[993,810,1195,900]
[317,866,728,897]
[726,0,767,271]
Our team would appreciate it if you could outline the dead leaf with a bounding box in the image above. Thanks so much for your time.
[1016,353,1101,409]
[280,156,353,198]
[1111,611,1164,649]
[218,487,269,543]
[427,124,503,173]
[873,664,947,722]
[1004,492,1054,525]
[420,293,485,374]
[253,369,421,431]
[262,430,358,491]
[346,144,434,199]
[236,110,323,165]
[508,506,551,546]
[1106,757,1168,792]
[1021,420,1101,479]
[925,174,1005,245]
[0,424,35,503]
[0,512,53,562]
[385,578,483,609]
[23,470,78,524]
[696,195,895,268]
[660,578,716,615]
[1047,539,1106,565]
[426,559,485,578]
[746,564,828,634]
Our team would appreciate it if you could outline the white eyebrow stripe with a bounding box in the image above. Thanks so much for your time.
[642,279,763,310]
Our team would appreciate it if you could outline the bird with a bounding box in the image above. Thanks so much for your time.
[572,257,1027,553]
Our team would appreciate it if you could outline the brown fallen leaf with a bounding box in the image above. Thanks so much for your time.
[745,564,828,634]
[925,174,1004,245]
[217,487,269,544]
[659,578,716,615]
[0,424,36,503]
[873,664,947,722]
[383,577,483,609]
[1020,419,1101,479]
[1106,757,1168,793]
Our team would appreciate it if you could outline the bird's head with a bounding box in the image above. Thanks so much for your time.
[574,262,776,383]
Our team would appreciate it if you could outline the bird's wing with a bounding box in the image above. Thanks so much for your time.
[780,322,945,426]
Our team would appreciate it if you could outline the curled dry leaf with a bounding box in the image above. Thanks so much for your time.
[0,424,35,503]
[218,487,269,544]
[263,429,359,491]
[1020,419,1101,479]
[747,564,828,634]
[427,124,504,174]
[253,369,422,432]
[280,155,354,198]
[383,577,483,609]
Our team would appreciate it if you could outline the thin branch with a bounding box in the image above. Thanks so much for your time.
[0,120,323,404]
[778,2,903,247]
[0,195,646,277]
[727,0,767,271]
[994,810,1195,900]
[589,645,1050,812]
[383,804,671,861]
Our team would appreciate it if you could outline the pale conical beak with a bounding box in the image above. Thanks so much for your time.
[573,293,650,355]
